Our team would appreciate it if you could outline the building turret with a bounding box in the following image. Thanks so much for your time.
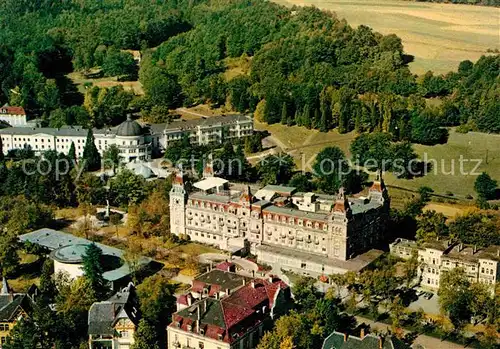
[332,187,352,218]
[369,170,389,205]
[203,154,215,179]
[170,167,187,236]
[1,277,10,295]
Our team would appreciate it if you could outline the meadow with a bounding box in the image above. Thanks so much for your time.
[275,0,500,74]
[256,119,500,199]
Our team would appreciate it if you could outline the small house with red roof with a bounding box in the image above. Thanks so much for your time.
[0,105,27,127]
[169,275,290,349]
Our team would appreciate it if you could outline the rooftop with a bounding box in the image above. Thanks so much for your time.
[163,114,251,132]
[322,332,410,349]
[193,269,251,295]
[88,284,139,336]
[257,244,384,272]
[193,177,229,191]
[263,205,331,222]
[0,105,26,115]
[19,228,151,282]
[172,276,289,343]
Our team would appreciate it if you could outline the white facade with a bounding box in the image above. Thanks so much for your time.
[53,260,85,279]
[390,238,500,292]
[0,106,27,127]
[0,114,253,163]
[0,126,151,162]
[155,114,254,150]
[170,171,390,274]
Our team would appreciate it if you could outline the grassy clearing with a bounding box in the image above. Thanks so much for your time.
[67,72,144,95]
[386,130,500,198]
[275,0,499,74]
[223,55,251,81]
[258,121,500,200]
[170,243,220,256]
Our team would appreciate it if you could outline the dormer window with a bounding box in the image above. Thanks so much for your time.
[218,333,223,341]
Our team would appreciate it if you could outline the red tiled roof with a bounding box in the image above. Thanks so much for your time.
[192,280,206,293]
[220,301,255,329]
[216,261,235,272]
[171,277,289,344]
[0,106,25,115]
[370,182,384,192]
[177,294,189,305]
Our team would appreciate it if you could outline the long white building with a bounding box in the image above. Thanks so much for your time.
[0,114,253,162]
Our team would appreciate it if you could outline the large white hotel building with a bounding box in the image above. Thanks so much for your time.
[170,167,390,275]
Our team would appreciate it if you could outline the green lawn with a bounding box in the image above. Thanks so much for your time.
[386,130,500,198]
[260,120,500,200]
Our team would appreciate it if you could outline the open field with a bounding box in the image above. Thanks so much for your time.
[254,120,357,168]
[275,0,500,74]
[258,120,500,199]
[67,72,144,95]
[386,130,500,198]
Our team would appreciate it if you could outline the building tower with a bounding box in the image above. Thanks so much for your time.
[328,187,352,261]
[369,170,390,207]
[170,168,187,237]
[203,154,214,179]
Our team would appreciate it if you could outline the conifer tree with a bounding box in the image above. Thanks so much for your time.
[303,105,311,129]
[68,141,76,163]
[320,101,331,132]
[280,102,287,124]
[293,109,300,126]
[313,108,320,129]
[82,129,101,171]
[0,136,4,162]
[82,243,106,299]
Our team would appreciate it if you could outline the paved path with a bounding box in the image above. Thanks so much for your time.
[355,316,468,349]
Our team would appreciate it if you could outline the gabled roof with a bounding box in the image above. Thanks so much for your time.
[0,295,33,321]
[0,106,26,115]
[171,276,289,343]
[88,284,139,336]
[322,332,410,349]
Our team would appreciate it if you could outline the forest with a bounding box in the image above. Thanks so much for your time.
[0,0,498,142]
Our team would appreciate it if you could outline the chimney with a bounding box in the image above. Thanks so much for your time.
[226,288,230,295]
[459,243,464,252]
[360,328,365,339]
[203,299,207,313]
[252,270,255,278]
[242,279,246,286]
[210,261,213,271]
[378,337,383,349]
[473,245,477,254]
[187,293,192,306]
[251,281,256,288]
[197,305,201,321]
[268,275,274,283]
[343,333,348,342]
